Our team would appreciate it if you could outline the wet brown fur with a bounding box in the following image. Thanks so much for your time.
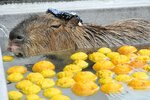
[10,14,150,57]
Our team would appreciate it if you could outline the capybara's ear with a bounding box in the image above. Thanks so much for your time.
[66,16,81,27]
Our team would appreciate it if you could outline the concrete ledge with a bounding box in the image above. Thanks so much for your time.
[1,0,150,15]
[0,6,150,33]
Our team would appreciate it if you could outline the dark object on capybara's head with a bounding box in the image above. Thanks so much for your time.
[8,13,150,57]
[46,8,83,23]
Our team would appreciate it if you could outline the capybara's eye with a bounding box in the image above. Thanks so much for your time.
[51,25,61,28]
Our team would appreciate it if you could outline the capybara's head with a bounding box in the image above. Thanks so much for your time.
[8,14,81,57]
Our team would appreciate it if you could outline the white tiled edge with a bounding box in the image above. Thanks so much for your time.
[0,48,8,100]
[0,0,150,15]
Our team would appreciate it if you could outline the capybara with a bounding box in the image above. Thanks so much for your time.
[8,13,150,57]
